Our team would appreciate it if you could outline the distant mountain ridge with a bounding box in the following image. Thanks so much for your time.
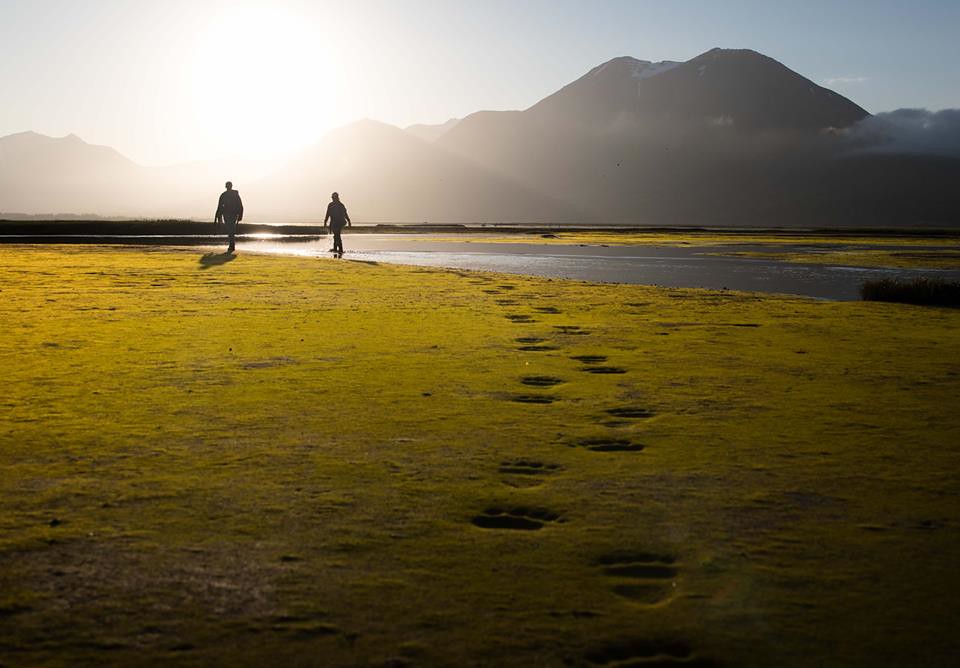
[0,131,142,215]
[435,48,953,225]
[2,47,957,225]
[0,131,279,218]
[246,119,574,223]
[404,118,461,142]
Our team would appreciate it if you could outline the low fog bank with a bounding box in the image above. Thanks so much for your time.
[843,108,960,157]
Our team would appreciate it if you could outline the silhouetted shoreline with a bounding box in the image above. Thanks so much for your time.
[1,220,959,242]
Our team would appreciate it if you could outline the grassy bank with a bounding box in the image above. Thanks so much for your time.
[712,248,960,270]
[2,246,959,666]
[422,230,960,248]
[861,277,960,306]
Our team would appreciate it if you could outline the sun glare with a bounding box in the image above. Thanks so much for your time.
[190,6,340,160]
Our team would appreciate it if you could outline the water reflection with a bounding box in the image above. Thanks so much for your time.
[231,235,960,301]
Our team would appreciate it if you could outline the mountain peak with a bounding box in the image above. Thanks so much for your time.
[632,48,870,130]
[1,130,52,144]
[587,55,678,79]
[700,47,762,57]
[528,55,683,120]
[591,55,643,70]
[0,131,94,147]
[630,59,682,81]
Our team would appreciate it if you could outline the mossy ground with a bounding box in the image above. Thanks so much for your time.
[710,249,960,270]
[2,246,959,667]
[424,231,960,247]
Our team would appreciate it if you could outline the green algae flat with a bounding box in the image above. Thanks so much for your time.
[711,248,960,270]
[2,245,960,666]
[421,231,960,270]
[421,230,960,249]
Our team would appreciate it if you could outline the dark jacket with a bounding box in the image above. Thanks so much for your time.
[215,190,244,221]
[324,201,350,229]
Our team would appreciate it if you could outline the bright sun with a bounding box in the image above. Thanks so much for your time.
[190,6,341,160]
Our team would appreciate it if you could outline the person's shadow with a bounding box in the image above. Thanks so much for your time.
[198,251,237,269]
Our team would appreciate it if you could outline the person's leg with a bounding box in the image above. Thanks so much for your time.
[333,230,343,254]
[224,215,237,251]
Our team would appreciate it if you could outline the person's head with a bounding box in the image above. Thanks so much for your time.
[225,181,233,190]
[331,192,339,202]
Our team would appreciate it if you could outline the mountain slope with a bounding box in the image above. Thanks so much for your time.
[432,48,960,225]
[630,48,869,131]
[526,56,682,124]
[2,48,956,225]
[405,118,461,142]
[0,132,145,214]
[247,120,576,223]
[0,132,283,218]
[440,48,869,165]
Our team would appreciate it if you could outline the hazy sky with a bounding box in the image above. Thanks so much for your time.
[2,0,958,165]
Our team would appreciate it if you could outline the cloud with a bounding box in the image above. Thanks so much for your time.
[824,76,869,85]
[846,108,960,156]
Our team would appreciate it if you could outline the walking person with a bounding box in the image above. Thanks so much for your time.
[323,192,351,257]
[214,181,244,253]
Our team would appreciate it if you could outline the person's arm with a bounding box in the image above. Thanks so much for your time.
[323,203,331,227]
[237,194,243,222]
[345,206,351,227]
[214,193,224,223]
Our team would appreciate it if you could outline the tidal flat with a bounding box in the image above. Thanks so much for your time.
[2,245,959,666]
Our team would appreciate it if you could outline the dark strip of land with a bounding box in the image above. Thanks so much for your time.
[2,219,960,241]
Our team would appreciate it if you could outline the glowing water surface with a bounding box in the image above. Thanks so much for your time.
[229,234,960,301]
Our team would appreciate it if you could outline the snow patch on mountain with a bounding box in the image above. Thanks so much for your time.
[631,60,681,81]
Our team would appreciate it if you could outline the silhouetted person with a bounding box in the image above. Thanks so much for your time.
[323,192,351,256]
[214,181,244,253]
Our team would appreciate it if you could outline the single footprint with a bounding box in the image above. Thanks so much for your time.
[521,376,564,387]
[472,506,563,530]
[582,367,627,375]
[268,614,340,639]
[518,345,559,352]
[584,638,708,667]
[575,438,644,453]
[482,289,503,295]
[498,460,560,475]
[596,552,679,605]
[606,407,656,418]
[534,306,561,314]
[512,394,557,404]
[496,299,520,306]
[571,355,608,364]
[506,314,537,323]
[515,337,546,344]
[498,285,518,290]
[554,325,591,335]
